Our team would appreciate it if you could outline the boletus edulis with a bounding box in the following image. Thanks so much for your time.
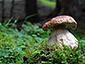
[42,15,78,49]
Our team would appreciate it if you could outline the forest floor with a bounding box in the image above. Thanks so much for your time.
[0,0,85,35]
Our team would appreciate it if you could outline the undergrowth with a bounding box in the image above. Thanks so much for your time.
[0,20,85,64]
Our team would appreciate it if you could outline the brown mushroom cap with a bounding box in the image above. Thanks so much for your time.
[42,15,77,31]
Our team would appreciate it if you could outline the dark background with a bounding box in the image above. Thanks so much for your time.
[0,0,85,34]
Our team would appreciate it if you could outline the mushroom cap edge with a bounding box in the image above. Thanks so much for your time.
[42,15,77,31]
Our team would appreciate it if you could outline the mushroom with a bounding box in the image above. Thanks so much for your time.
[42,15,78,49]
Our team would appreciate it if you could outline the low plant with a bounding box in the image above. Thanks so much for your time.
[0,20,85,64]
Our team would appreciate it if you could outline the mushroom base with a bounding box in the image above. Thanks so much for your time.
[47,29,78,49]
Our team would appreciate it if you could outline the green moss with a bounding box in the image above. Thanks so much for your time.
[0,21,84,64]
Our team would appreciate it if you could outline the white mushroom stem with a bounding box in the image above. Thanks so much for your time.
[47,29,78,49]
